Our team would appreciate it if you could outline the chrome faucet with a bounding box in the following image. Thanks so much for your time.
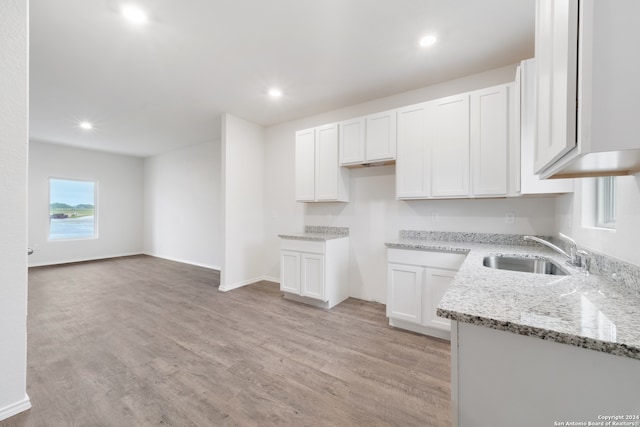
[523,233,588,271]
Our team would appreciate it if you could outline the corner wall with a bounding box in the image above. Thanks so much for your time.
[143,140,222,269]
[220,114,267,290]
[0,0,31,420]
[264,64,559,303]
[556,175,640,267]
[28,142,144,266]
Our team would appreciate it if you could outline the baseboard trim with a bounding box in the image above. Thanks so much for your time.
[28,252,144,268]
[0,394,31,422]
[219,276,276,292]
[143,253,221,271]
[389,318,451,341]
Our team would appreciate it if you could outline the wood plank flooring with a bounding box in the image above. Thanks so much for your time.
[2,255,451,426]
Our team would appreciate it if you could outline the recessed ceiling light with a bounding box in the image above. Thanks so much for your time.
[79,121,93,130]
[121,4,148,25]
[268,88,283,99]
[419,35,438,48]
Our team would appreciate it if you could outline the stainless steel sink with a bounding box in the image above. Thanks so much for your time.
[482,255,568,276]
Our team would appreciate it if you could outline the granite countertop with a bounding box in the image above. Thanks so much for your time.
[386,232,640,361]
[278,226,349,241]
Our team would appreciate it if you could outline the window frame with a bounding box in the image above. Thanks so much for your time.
[595,176,616,229]
[48,177,99,241]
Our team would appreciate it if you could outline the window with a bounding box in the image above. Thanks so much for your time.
[581,176,616,230]
[49,178,97,240]
[596,176,616,229]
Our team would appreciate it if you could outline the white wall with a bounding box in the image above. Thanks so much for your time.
[143,140,222,269]
[264,64,559,303]
[28,141,144,266]
[220,114,267,290]
[556,175,640,267]
[0,0,31,420]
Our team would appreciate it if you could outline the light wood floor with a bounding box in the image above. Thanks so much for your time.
[2,255,451,426]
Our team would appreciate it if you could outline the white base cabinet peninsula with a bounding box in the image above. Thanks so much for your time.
[449,321,640,427]
[279,229,349,309]
[387,248,466,340]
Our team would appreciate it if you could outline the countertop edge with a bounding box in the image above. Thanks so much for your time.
[385,242,470,254]
[278,233,348,241]
[437,307,640,361]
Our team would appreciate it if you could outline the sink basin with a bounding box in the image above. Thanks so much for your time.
[482,255,568,276]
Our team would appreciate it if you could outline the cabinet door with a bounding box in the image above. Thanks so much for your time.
[280,251,301,294]
[520,59,574,194]
[366,110,397,162]
[387,263,423,323]
[295,128,316,201]
[396,103,429,199]
[429,94,470,197]
[534,0,579,173]
[339,117,365,165]
[315,123,340,201]
[300,253,326,301]
[423,268,455,330]
[470,85,508,197]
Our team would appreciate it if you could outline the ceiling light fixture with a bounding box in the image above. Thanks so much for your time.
[79,121,93,130]
[419,35,438,48]
[121,4,148,25]
[268,88,283,99]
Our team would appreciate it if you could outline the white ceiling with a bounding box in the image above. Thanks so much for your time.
[29,0,535,157]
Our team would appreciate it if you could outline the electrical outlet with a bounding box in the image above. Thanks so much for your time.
[432,211,439,222]
[505,212,516,224]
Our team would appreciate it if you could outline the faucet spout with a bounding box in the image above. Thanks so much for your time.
[523,234,582,267]
[523,235,571,260]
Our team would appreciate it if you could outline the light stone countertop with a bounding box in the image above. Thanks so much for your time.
[386,237,640,360]
[278,226,349,241]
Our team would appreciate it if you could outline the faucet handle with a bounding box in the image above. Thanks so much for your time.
[576,249,591,276]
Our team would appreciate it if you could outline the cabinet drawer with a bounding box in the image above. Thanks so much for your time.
[387,248,466,270]
[281,238,325,254]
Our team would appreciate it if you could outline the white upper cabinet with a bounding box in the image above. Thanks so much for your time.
[396,85,515,200]
[338,117,365,165]
[429,94,470,198]
[519,58,574,194]
[339,110,397,166]
[295,124,349,202]
[535,0,640,178]
[534,0,579,174]
[396,103,430,199]
[315,124,341,201]
[294,128,316,202]
[365,110,397,162]
[470,85,509,197]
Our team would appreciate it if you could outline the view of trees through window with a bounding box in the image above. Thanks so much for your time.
[49,178,96,240]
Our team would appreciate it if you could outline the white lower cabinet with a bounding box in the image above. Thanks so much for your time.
[387,248,465,339]
[280,237,349,309]
[387,264,423,323]
[300,253,325,300]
